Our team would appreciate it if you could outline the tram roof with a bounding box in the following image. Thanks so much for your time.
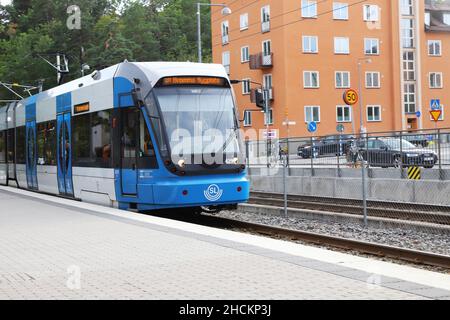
[9,61,229,107]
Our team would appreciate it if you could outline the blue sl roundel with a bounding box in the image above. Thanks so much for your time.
[204,184,223,202]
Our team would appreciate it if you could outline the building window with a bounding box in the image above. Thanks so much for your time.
[305,106,320,123]
[425,12,431,26]
[337,105,352,122]
[334,37,350,54]
[263,74,273,99]
[367,105,381,122]
[242,79,251,95]
[303,71,320,88]
[221,21,229,45]
[244,110,252,126]
[335,71,350,88]
[365,72,380,88]
[428,40,442,56]
[261,5,270,32]
[429,72,443,89]
[401,19,414,48]
[302,36,318,53]
[222,51,230,74]
[264,109,273,125]
[241,46,250,63]
[301,0,317,18]
[240,13,249,30]
[363,5,379,22]
[404,83,416,113]
[401,0,414,16]
[444,13,450,26]
[403,51,415,81]
[364,38,379,55]
[262,40,271,56]
[333,2,349,20]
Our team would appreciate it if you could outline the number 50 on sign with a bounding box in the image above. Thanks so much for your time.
[343,89,359,106]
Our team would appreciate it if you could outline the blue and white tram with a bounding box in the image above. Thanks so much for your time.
[0,62,249,212]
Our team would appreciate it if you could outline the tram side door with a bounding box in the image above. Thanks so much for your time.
[57,112,74,197]
[25,120,38,190]
[120,108,139,196]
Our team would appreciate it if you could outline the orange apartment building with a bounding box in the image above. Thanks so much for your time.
[211,0,450,139]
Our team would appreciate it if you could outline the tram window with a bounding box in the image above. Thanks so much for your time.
[0,130,5,163]
[140,116,155,157]
[122,109,138,159]
[37,121,56,165]
[73,110,112,168]
[7,129,14,163]
[145,92,169,158]
[91,110,112,168]
[73,113,91,165]
[16,126,26,164]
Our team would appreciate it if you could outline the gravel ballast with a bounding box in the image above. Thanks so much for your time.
[211,210,450,257]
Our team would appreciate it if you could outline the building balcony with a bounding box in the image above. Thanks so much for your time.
[261,21,270,33]
[249,53,273,70]
[222,34,229,45]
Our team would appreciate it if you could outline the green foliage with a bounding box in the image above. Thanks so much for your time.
[0,0,212,99]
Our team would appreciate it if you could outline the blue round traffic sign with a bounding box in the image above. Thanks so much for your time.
[308,121,317,133]
[416,111,421,118]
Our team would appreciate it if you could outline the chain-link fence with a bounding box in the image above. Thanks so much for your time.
[241,128,450,256]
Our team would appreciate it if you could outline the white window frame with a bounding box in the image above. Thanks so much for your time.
[363,4,379,22]
[304,106,321,123]
[364,38,380,55]
[303,71,320,88]
[365,72,381,88]
[428,40,442,56]
[367,105,382,122]
[241,46,250,63]
[444,13,450,26]
[221,21,229,45]
[264,109,274,125]
[261,5,270,32]
[401,0,414,16]
[336,105,352,123]
[429,72,443,89]
[240,13,249,31]
[333,2,349,20]
[334,37,350,54]
[302,36,318,53]
[262,40,271,56]
[222,51,230,74]
[335,71,350,88]
[243,110,252,126]
[301,0,317,18]
[242,78,251,95]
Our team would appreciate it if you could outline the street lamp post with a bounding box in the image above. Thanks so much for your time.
[197,3,231,63]
[357,58,371,227]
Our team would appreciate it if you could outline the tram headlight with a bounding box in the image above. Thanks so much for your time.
[233,157,239,164]
[178,159,186,168]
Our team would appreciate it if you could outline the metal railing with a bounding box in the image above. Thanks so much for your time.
[245,127,450,177]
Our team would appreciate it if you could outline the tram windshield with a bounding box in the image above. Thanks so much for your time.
[152,86,241,164]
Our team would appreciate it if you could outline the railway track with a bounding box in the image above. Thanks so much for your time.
[150,211,450,269]
[250,192,450,225]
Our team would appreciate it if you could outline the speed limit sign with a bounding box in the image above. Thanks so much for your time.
[343,89,359,105]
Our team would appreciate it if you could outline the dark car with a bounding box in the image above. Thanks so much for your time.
[297,135,355,159]
[402,134,430,148]
[359,138,438,168]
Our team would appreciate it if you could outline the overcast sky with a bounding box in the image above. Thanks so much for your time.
[0,0,11,6]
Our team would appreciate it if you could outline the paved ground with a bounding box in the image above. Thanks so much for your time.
[0,188,449,300]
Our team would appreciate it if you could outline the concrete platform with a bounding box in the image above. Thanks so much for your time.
[0,186,449,300]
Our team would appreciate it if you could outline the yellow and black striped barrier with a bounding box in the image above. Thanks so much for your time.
[407,166,421,180]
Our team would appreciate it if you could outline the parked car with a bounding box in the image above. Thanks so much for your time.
[402,134,430,148]
[358,138,438,168]
[297,135,355,158]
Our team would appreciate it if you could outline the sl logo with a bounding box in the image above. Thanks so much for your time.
[204,184,223,202]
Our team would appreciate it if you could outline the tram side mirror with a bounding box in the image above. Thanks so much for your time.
[131,88,144,108]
